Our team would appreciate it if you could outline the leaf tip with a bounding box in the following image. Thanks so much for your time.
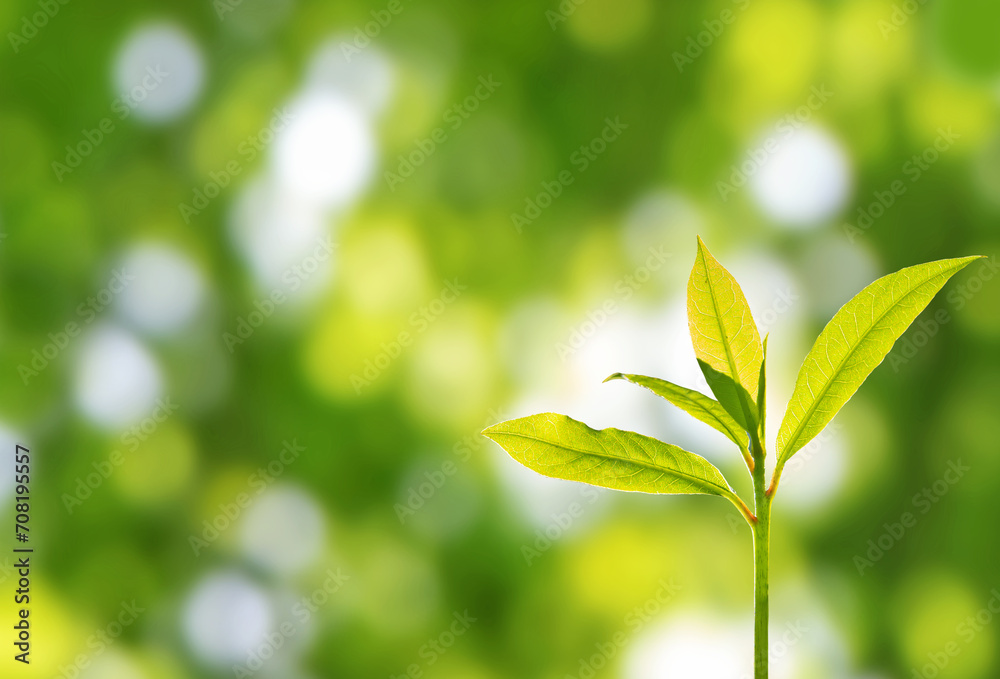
[603,372,625,383]
[945,255,987,278]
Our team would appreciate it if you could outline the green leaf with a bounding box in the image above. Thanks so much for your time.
[687,238,763,433]
[756,335,768,442]
[604,372,749,453]
[775,256,981,466]
[482,413,741,502]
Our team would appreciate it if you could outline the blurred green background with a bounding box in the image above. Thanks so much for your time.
[1,0,999,677]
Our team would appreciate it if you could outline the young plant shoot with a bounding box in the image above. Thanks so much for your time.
[483,238,981,678]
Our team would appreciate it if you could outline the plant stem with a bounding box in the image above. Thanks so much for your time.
[752,445,771,679]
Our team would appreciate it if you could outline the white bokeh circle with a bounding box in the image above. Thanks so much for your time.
[74,325,162,429]
[228,174,334,295]
[239,485,326,577]
[272,93,375,209]
[114,23,205,123]
[749,126,852,228]
[304,37,395,115]
[0,424,27,507]
[117,244,205,335]
[182,571,273,668]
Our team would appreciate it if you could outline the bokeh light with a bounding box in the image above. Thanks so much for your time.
[272,92,376,209]
[304,38,395,115]
[2,1,996,677]
[182,571,273,668]
[239,485,327,577]
[73,325,163,429]
[749,125,853,227]
[116,243,207,336]
[113,23,206,123]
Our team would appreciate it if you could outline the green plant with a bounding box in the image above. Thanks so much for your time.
[483,238,981,678]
